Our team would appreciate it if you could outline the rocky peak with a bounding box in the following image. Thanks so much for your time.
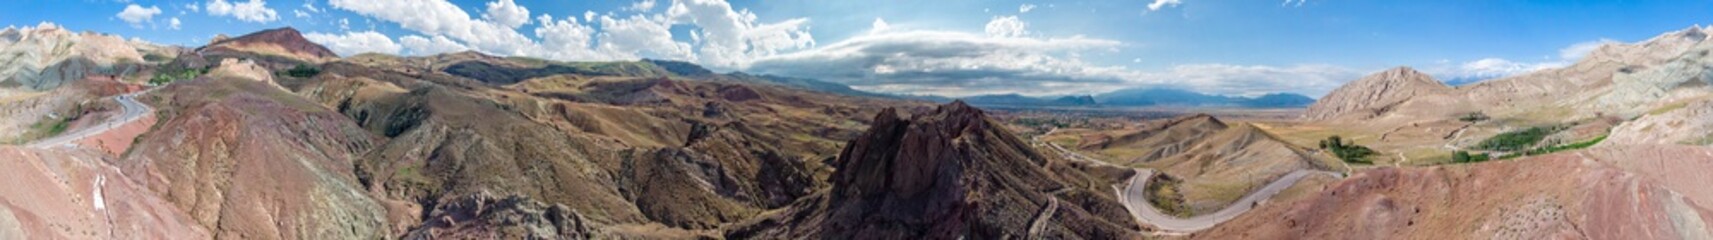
[737,101,1138,238]
[209,34,230,45]
[1665,25,1710,42]
[1303,66,1451,120]
[831,100,1006,200]
[1170,113,1227,129]
[1582,25,1713,65]
[1,27,18,42]
[202,27,339,61]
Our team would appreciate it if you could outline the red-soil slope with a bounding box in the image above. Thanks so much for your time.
[728,102,1140,239]
[71,112,153,156]
[115,76,389,239]
[0,147,210,239]
[1195,145,1713,239]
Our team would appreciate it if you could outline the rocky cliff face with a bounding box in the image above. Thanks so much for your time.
[729,102,1139,239]
[1304,67,1451,121]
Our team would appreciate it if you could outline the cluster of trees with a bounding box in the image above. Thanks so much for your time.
[1010,118,1076,129]
[282,64,322,78]
[1473,125,1564,152]
[1318,135,1376,164]
[149,67,208,85]
[1455,134,1607,164]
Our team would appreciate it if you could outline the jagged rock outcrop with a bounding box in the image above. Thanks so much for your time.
[404,191,598,239]
[1305,67,1452,120]
[728,101,1139,239]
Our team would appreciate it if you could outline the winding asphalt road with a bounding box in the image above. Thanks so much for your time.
[1116,169,1337,233]
[1032,130,1341,233]
[26,91,153,149]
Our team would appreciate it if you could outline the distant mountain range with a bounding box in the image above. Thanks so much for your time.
[936,88,1316,108]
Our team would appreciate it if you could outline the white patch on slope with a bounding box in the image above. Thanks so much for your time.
[92,174,105,210]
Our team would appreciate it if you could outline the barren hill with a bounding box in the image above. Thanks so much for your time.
[119,73,389,239]
[1304,67,1451,121]
[198,27,339,65]
[1195,145,1713,239]
[1078,114,1340,215]
[273,46,923,237]
[1286,26,1713,164]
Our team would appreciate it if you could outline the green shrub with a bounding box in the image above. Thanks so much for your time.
[283,64,322,78]
[1452,150,1491,163]
[1500,134,1608,159]
[1319,135,1376,164]
[1459,112,1490,122]
[149,67,207,85]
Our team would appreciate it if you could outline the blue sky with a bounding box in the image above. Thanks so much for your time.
[5,0,1712,97]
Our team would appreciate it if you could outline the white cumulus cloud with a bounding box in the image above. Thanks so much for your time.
[985,16,1027,38]
[328,0,536,55]
[627,0,658,12]
[323,0,813,69]
[1019,4,1037,13]
[483,0,530,28]
[666,0,815,69]
[304,31,402,56]
[206,0,278,23]
[597,14,693,60]
[169,17,182,30]
[116,4,162,27]
[869,18,890,34]
[401,35,470,55]
[533,14,609,60]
